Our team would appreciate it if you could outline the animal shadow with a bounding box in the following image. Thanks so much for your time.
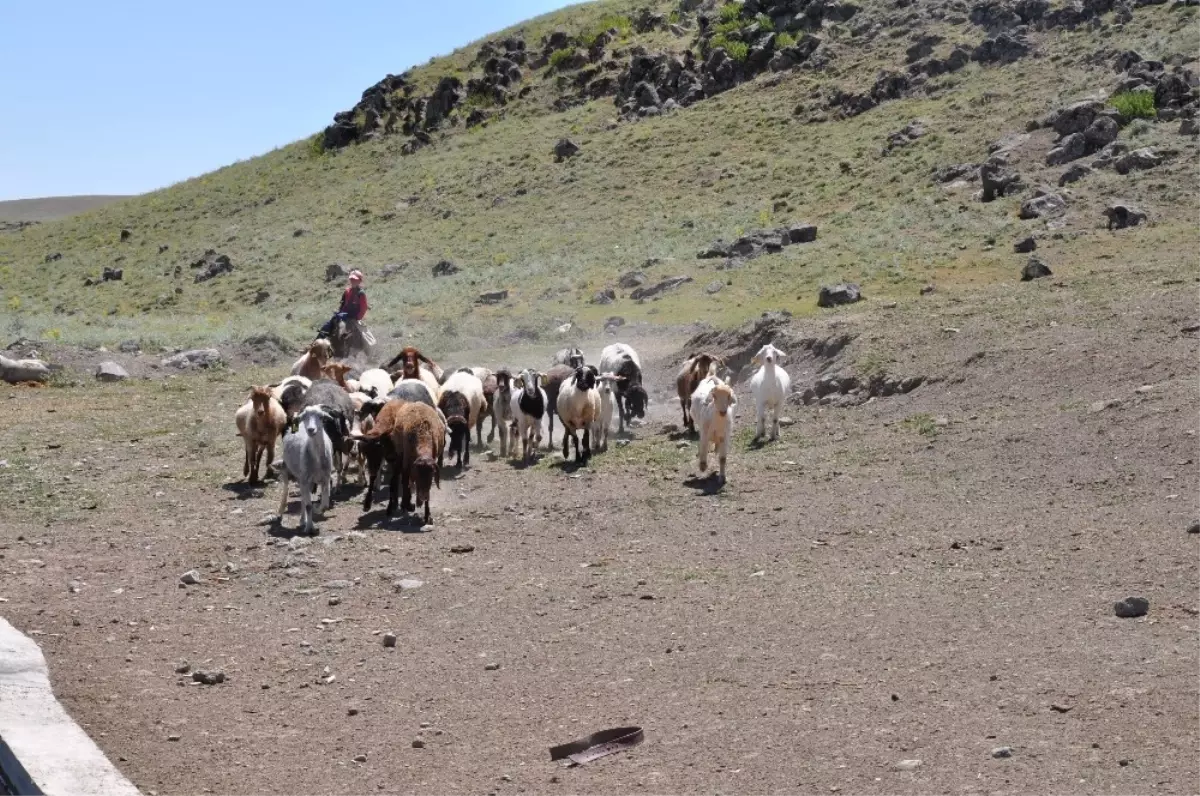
[683,473,726,495]
[222,480,272,500]
[355,508,429,533]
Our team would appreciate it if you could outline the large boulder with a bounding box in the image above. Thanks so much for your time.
[1045,133,1087,165]
[0,354,50,384]
[95,362,129,382]
[972,30,1033,64]
[1058,163,1093,185]
[162,349,222,369]
[1103,203,1148,229]
[617,270,648,288]
[1050,100,1105,137]
[1083,115,1119,150]
[192,250,234,283]
[1018,191,1067,219]
[431,259,460,277]
[817,283,863,307]
[1021,256,1053,281]
[980,158,1022,201]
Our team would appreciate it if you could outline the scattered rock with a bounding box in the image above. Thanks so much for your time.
[630,276,693,300]
[162,349,222,370]
[1013,236,1037,253]
[167,734,181,742]
[450,544,475,554]
[972,31,1032,64]
[179,570,202,585]
[191,250,234,283]
[895,759,923,771]
[95,362,129,382]
[174,661,191,674]
[393,578,424,591]
[484,662,501,671]
[1018,191,1067,220]
[1103,203,1148,230]
[382,632,397,648]
[787,223,819,243]
[991,746,1013,759]
[1114,147,1164,174]
[980,158,1022,201]
[883,120,927,153]
[324,263,350,282]
[353,754,367,763]
[379,263,406,280]
[1180,118,1199,136]
[1050,703,1073,712]
[1188,520,1200,534]
[191,670,226,685]
[432,259,460,277]
[617,271,648,289]
[1058,163,1093,186]
[44,252,62,263]
[412,738,426,749]
[817,283,862,308]
[120,229,132,242]
[591,288,616,304]
[705,281,724,295]
[1114,596,1149,618]
[1021,256,1053,281]
[553,138,580,161]
[102,266,123,282]
[932,162,978,183]
[476,289,509,305]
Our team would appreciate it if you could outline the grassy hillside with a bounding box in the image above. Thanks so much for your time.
[0,195,131,222]
[0,0,1195,352]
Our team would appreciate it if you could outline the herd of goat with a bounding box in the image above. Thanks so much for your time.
[234,338,795,534]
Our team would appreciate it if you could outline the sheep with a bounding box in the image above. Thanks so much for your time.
[676,352,725,433]
[691,375,737,484]
[438,370,485,469]
[0,354,51,384]
[276,405,335,535]
[552,346,585,368]
[556,367,601,464]
[291,339,333,380]
[599,343,649,433]
[357,368,395,399]
[234,385,287,484]
[596,372,619,452]
[749,343,792,442]
[387,378,437,408]
[357,400,445,523]
[510,369,547,464]
[463,367,498,445]
[492,369,515,456]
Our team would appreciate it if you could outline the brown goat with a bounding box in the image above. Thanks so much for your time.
[234,385,287,484]
[323,362,354,390]
[358,400,444,523]
[381,346,441,381]
[292,339,333,381]
[675,353,724,433]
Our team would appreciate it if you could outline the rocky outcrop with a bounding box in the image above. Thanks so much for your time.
[192,250,233,283]
[817,283,862,307]
[631,275,693,300]
[972,30,1033,64]
[162,349,223,369]
[431,259,460,277]
[1021,256,1052,281]
[1114,147,1165,174]
[696,224,818,266]
[980,156,1023,201]
[554,138,580,161]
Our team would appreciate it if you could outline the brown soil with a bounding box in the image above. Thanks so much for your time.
[1,272,1197,795]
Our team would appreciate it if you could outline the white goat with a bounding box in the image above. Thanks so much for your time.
[277,405,335,535]
[492,370,516,456]
[691,375,737,484]
[596,372,619,452]
[509,369,547,464]
[749,343,792,441]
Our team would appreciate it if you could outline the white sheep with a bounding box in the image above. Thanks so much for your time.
[439,369,486,468]
[749,343,792,442]
[356,368,395,399]
[596,372,619,452]
[510,369,547,464]
[691,375,737,484]
[277,405,335,535]
[556,366,601,464]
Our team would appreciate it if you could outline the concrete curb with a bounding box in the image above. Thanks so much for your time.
[0,617,140,796]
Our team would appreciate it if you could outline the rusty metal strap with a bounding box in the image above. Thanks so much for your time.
[549,726,644,765]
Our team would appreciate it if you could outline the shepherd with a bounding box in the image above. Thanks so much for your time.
[318,269,369,352]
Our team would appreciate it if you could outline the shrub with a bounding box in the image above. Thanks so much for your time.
[306,133,326,158]
[1109,90,1157,122]
[775,31,796,48]
[755,13,775,31]
[549,47,577,71]
[713,18,744,35]
[718,2,743,23]
[711,35,750,62]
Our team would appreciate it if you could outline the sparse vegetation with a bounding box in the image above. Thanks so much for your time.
[902,413,939,437]
[548,47,578,71]
[775,31,796,48]
[1109,90,1157,121]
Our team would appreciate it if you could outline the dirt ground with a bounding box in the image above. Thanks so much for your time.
[1,271,1197,795]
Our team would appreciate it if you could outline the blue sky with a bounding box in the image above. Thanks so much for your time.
[0,1,575,200]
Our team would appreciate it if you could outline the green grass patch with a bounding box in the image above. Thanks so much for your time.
[549,47,578,71]
[711,35,750,62]
[1108,90,1157,122]
[775,31,796,48]
[718,2,743,23]
[901,413,939,437]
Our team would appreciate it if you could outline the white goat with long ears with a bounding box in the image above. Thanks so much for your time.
[749,343,792,441]
[596,372,619,452]
[277,405,335,536]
